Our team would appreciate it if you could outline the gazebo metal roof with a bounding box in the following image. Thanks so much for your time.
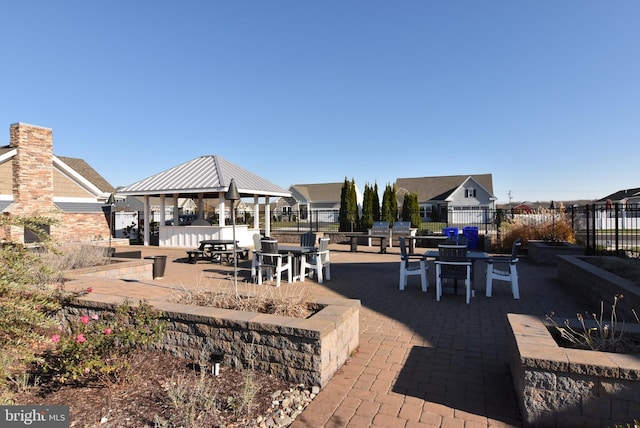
[117,155,290,198]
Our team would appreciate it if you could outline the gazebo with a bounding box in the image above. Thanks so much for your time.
[117,155,290,247]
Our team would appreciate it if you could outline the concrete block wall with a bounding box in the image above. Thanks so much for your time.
[508,313,640,427]
[65,258,153,282]
[62,295,360,388]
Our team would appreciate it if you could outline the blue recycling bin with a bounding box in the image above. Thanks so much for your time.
[442,227,458,240]
[462,226,479,249]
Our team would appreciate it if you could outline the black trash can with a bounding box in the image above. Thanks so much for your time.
[145,255,167,279]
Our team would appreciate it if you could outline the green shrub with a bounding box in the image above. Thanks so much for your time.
[40,300,165,384]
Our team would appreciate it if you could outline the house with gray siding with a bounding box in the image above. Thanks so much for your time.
[395,174,496,224]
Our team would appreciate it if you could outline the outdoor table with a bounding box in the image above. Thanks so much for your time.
[403,235,449,254]
[199,239,242,263]
[425,250,489,294]
[278,245,317,282]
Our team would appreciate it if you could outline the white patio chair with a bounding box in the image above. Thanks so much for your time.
[257,240,292,287]
[486,238,522,299]
[435,244,472,304]
[398,237,428,292]
[303,237,331,283]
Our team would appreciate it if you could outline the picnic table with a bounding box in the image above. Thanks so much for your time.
[186,240,249,264]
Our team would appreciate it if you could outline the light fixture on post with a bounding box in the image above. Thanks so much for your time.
[225,179,240,296]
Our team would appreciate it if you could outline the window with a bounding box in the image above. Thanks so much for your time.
[465,188,476,198]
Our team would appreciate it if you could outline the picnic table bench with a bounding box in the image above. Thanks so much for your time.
[186,240,249,264]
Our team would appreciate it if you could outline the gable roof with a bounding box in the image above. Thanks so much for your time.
[598,188,640,202]
[56,156,115,194]
[289,182,345,203]
[117,155,290,198]
[396,174,494,202]
[0,146,114,196]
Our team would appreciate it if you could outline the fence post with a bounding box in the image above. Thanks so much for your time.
[615,203,620,253]
[590,204,596,254]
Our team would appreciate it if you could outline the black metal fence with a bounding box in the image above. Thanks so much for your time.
[268,205,640,257]
[582,203,640,256]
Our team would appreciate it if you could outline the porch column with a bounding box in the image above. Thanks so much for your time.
[197,193,204,219]
[264,196,271,237]
[253,195,260,230]
[159,195,166,226]
[173,194,179,225]
[218,192,226,225]
[143,195,150,246]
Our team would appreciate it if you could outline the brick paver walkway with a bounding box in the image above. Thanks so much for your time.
[77,244,591,427]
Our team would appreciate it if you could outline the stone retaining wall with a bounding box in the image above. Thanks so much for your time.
[507,313,640,427]
[62,294,360,388]
[557,255,640,321]
[528,240,584,265]
[64,258,153,282]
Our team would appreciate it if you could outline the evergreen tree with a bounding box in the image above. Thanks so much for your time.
[401,192,421,228]
[348,178,359,231]
[338,178,359,232]
[372,182,381,222]
[381,183,398,224]
[361,183,374,230]
[338,177,349,232]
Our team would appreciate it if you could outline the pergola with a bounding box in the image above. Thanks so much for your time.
[117,155,290,247]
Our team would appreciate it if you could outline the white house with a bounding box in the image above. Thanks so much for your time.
[395,174,496,224]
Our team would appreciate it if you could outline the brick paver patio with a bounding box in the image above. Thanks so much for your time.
[77,243,591,427]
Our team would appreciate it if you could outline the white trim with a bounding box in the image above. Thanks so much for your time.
[53,156,104,197]
[53,196,104,203]
[0,148,17,163]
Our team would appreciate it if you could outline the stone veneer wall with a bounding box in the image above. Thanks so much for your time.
[51,212,112,244]
[2,123,111,244]
[62,294,360,388]
[507,313,640,427]
[10,123,55,214]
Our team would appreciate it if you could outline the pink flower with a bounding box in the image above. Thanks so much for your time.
[91,314,99,321]
[81,315,90,325]
[51,334,61,343]
[103,328,112,335]
[35,305,42,311]
[86,287,93,293]
[76,334,86,343]
[84,368,90,374]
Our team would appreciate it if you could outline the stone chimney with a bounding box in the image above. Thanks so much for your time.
[9,123,56,215]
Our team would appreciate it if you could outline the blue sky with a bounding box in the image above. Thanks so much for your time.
[2,1,638,203]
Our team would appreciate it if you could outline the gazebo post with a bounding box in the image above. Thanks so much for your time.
[218,192,226,226]
[253,195,260,230]
[143,195,150,246]
[264,196,271,237]
[173,194,179,225]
